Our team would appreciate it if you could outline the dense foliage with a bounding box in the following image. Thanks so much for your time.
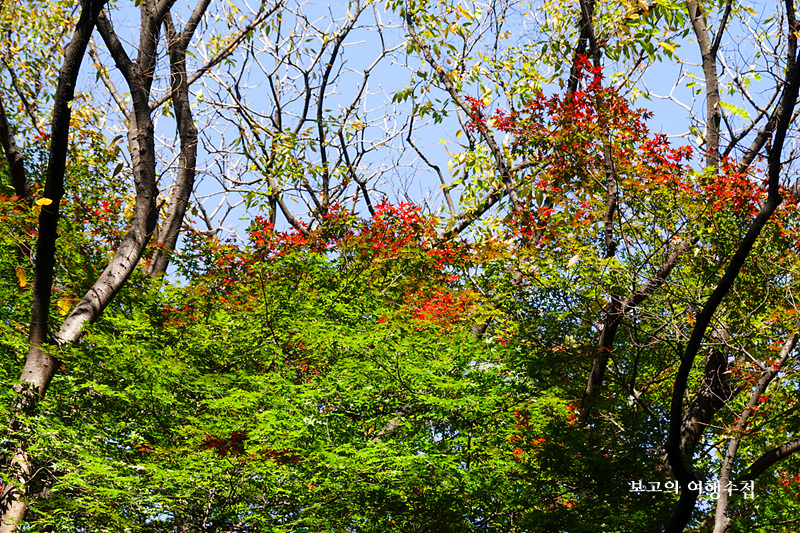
[3,1,800,532]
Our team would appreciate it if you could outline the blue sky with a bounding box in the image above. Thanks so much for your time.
[79,0,788,242]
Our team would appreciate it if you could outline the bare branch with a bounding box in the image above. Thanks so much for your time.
[405,14,521,212]
[150,2,284,110]
[88,36,131,121]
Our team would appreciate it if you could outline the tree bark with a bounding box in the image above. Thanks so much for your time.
[665,2,800,528]
[56,5,165,343]
[147,2,210,276]
[0,97,27,201]
[686,0,726,170]
[679,344,734,460]
[0,2,107,530]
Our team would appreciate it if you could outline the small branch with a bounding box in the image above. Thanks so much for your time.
[406,115,455,217]
[148,3,209,276]
[88,36,130,121]
[150,2,283,110]
[405,15,521,212]
[1,59,43,134]
[710,326,799,532]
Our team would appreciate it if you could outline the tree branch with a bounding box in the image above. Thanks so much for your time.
[147,2,209,276]
[0,96,28,201]
[665,2,800,525]
[150,3,283,110]
[582,239,693,415]
[88,36,130,121]
[405,14,521,213]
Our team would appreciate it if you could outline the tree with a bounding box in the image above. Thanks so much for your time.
[4,0,800,532]
[0,0,216,528]
[398,0,800,530]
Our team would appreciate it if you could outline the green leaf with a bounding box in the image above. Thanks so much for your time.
[719,99,750,119]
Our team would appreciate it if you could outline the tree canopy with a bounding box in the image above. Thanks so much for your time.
[2,1,800,532]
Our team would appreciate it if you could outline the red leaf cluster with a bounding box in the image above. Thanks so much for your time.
[200,430,248,457]
[257,448,305,465]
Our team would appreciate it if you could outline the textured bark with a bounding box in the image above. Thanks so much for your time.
[679,345,734,460]
[666,157,782,533]
[3,1,190,529]
[147,2,209,276]
[560,0,631,417]
[0,96,32,262]
[737,437,800,484]
[0,2,107,530]
[57,1,179,342]
[581,139,620,415]
[686,0,726,170]
[0,97,27,201]
[567,0,597,94]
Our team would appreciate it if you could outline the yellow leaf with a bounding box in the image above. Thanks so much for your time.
[57,300,71,316]
[15,266,27,287]
[659,41,676,53]
[35,198,53,206]
[688,311,695,327]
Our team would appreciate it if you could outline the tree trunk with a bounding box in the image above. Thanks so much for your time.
[0,2,108,529]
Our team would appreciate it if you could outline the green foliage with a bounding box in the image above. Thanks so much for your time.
[7,204,557,531]
[8,57,800,532]
[4,1,800,532]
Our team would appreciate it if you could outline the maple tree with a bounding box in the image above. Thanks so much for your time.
[3,0,800,532]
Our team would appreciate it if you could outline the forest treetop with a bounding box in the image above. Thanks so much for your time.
[2,1,800,532]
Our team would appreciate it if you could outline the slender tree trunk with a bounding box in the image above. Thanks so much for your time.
[0,2,107,530]
[686,0,724,170]
[147,1,209,276]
